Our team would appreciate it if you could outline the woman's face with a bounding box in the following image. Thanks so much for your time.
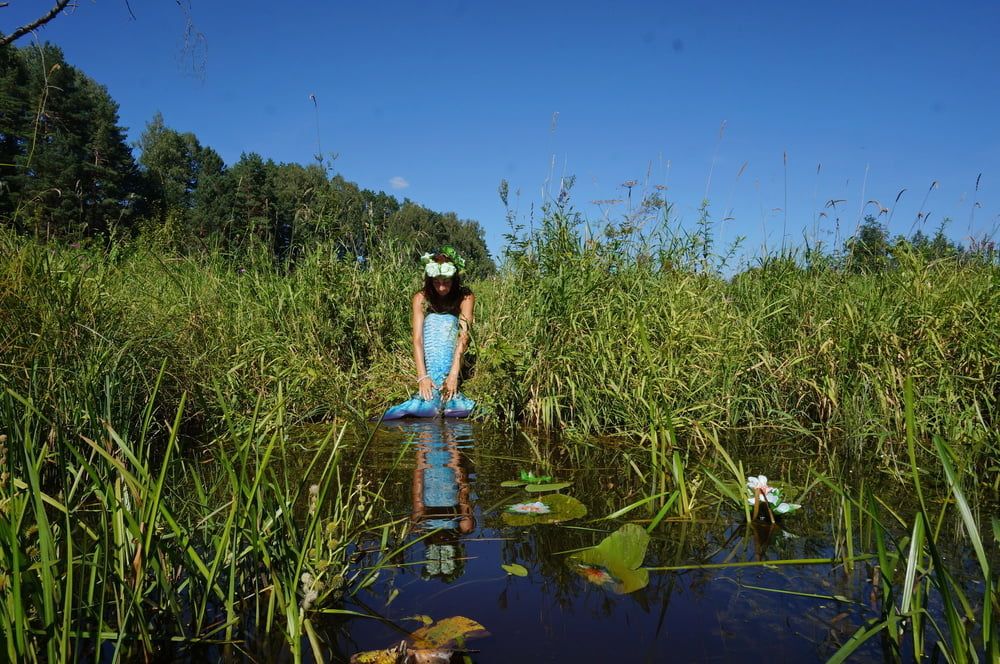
[432,277,453,296]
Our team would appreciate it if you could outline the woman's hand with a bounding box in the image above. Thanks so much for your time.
[442,371,459,402]
[418,376,434,401]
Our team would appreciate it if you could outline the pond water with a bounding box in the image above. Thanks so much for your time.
[300,419,982,663]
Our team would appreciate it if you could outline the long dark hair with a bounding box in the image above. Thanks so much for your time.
[420,254,471,314]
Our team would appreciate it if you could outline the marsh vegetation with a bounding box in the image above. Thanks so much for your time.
[1,33,998,664]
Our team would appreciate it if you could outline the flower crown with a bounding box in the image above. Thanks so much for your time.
[420,245,466,278]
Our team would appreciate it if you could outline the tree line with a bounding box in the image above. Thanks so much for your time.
[0,39,495,275]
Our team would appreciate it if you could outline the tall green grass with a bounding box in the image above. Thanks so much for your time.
[473,200,999,472]
[0,380,395,662]
[0,229,414,439]
[3,199,998,473]
[1,208,997,660]
[821,379,998,662]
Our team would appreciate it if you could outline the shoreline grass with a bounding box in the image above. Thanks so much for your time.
[2,205,997,474]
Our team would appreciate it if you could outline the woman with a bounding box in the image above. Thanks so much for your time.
[380,247,475,419]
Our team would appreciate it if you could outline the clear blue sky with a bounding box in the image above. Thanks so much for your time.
[5,1,999,260]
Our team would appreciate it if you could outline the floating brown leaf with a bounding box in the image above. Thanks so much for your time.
[410,615,489,649]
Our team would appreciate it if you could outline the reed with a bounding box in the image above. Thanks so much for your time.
[3,191,998,475]
[473,201,999,474]
[1,215,996,660]
[0,229,414,439]
[818,379,998,662]
[0,380,395,662]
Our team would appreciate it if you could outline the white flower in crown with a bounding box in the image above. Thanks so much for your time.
[425,261,456,278]
[420,252,435,265]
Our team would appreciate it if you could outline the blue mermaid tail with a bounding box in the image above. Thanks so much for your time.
[381,313,475,420]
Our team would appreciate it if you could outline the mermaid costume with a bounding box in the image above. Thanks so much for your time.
[381,312,475,419]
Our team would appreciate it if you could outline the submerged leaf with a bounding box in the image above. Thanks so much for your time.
[410,616,489,649]
[568,524,651,594]
[501,562,528,576]
[501,493,587,526]
[524,481,572,492]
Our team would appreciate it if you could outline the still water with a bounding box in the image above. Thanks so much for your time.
[319,419,927,663]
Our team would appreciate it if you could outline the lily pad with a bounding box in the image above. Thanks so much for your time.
[524,481,573,492]
[501,493,587,526]
[410,615,489,649]
[501,563,528,577]
[568,524,650,594]
[500,480,527,487]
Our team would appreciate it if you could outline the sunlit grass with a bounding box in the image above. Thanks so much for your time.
[0,380,401,662]
[1,198,997,660]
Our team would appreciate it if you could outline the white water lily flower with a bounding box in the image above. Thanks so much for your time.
[745,475,801,516]
[747,495,779,505]
[508,501,551,514]
[439,262,457,277]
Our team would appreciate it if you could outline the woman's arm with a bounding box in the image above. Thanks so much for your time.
[443,292,475,400]
[412,292,433,400]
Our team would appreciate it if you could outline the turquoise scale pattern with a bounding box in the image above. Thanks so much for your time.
[381,313,475,420]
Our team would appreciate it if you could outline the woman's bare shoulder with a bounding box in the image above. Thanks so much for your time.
[412,290,426,305]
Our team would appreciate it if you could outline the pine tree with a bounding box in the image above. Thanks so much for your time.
[0,40,29,218]
[7,43,139,238]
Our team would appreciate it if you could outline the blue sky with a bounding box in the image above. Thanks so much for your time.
[4,1,999,260]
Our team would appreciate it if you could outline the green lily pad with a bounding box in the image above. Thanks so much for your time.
[500,480,527,487]
[568,524,650,594]
[524,481,573,492]
[501,563,528,577]
[501,493,587,526]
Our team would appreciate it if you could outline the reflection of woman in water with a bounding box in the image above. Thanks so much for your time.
[381,247,475,420]
[406,421,475,581]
